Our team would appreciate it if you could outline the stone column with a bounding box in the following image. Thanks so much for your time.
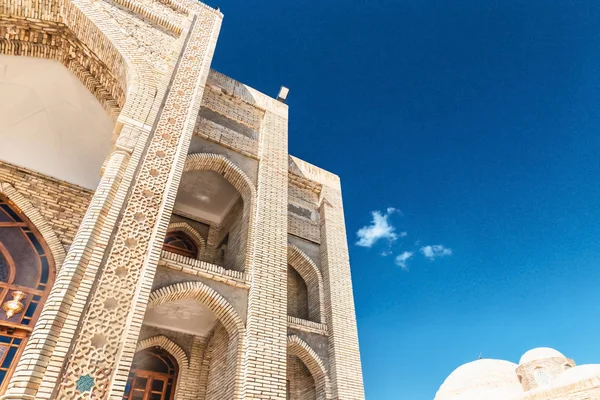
[319,185,365,400]
[242,105,289,399]
[37,8,222,399]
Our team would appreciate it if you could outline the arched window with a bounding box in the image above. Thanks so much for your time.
[163,231,198,258]
[123,347,178,400]
[0,194,55,393]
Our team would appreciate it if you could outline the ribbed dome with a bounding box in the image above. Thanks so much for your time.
[434,359,522,400]
[554,364,600,387]
[519,348,565,365]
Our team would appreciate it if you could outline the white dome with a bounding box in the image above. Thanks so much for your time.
[519,348,565,365]
[434,359,522,400]
[554,364,600,387]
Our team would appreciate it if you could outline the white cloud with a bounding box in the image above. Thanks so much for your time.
[395,251,414,270]
[420,244,453,260]
[356,208,400,248]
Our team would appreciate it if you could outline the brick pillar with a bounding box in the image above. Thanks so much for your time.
[242,105,289,399]
[177,337,207,400]
[36,9,222,399]
[319,185,365,400]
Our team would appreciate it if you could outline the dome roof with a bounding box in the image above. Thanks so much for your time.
[554,364,600,387]
[434,359,522,400]
[519,348,565,365]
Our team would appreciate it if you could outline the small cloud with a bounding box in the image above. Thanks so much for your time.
[400,231,408,237]
[420,244,453,260]
[356,208,400,248]
[395,251,414,270]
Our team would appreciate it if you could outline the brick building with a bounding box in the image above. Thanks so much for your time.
[435,347,600,400]
[0,0,365,398]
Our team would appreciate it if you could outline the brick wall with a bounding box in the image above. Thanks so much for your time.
[218,197,246,271]
[201,86,264,132]
[288,265,309,320]
[205,323,233,400]
[0,161,91,247]
[288,180,321,243]
[287,354,317,400]
[1,0,367,398]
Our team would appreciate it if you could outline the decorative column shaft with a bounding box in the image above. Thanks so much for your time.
[319,185,365,400]
[242,106,289,399]
[51,8,222,399]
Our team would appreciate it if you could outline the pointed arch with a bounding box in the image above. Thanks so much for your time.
[0,182,66,268]
[133,336,186,399]
[184,154,255,201]
[288,335,332,400]
[136,335,189,368]
[184,153,256,272]
[148,281,245,398]
[166,221,206,257]
[288,244,326,324]
[148,281,245,335]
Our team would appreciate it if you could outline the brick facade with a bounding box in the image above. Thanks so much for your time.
[0,0,366,399]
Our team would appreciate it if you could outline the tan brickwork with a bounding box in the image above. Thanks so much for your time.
[149,280,245,398]
[52,8,222,399]
[135,335,189,398]
[517,357,576,392]
[288,214,321,244]
[242,106,290,399]
[288,266,309,320]
[201,86,265,131]
[0,1,367,399]
[288,244,326,324]
[0,161,92,247]
[166,221,207,257]
[319,185,365,399]
[287,355,317,400]
[288,335,332,400]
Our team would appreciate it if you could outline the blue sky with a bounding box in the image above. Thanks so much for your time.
[207,1,600,398]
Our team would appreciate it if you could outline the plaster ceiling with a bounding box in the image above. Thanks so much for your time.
[0,55,113,189]
[175,170,241,223]
[143,298,217,337]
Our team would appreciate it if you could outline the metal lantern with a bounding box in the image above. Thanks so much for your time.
[3,291,26,319]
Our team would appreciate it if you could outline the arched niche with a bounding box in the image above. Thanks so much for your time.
[288,245,326,324]
[172,153,256,272]
[287,335,332,400]
[145,281,246,398]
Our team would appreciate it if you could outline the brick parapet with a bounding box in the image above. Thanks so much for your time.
[159,250,249,288]
[287,317,328,336]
